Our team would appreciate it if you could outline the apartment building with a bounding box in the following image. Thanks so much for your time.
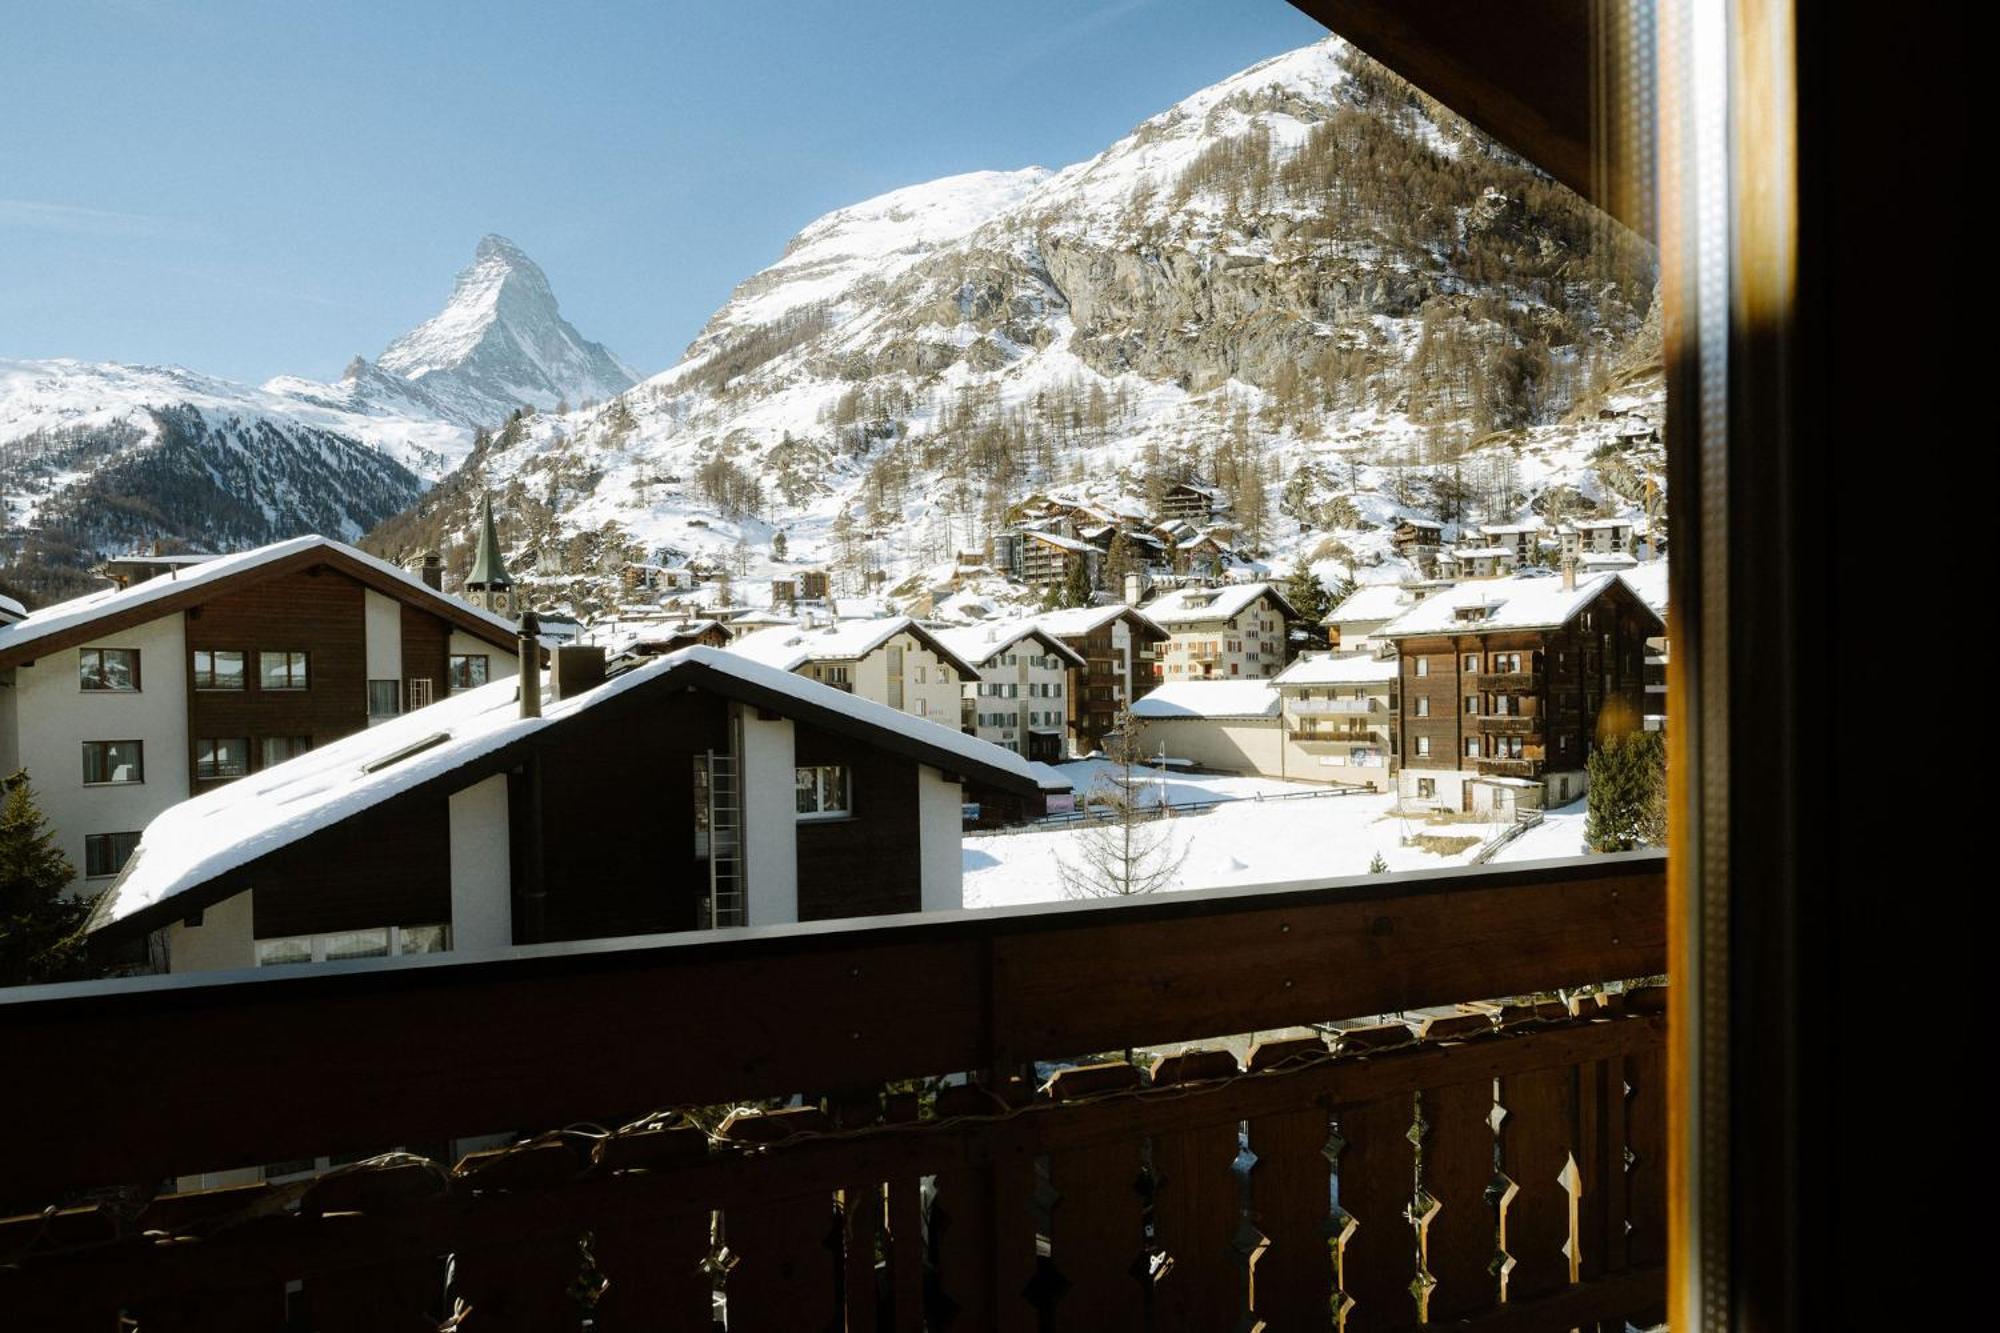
[84,645,1042,974]
[1030,603,1168,754]
[1319,583,1412,652]
[1379,566,1662,814]
[1272,652,1400,791]
[726,617,978,725]
[0,536,522,895]
[1143,582,1299,682]
[933,622,1084,763]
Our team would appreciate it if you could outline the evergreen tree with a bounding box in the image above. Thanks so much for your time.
[1283,565,1332,625]
[771,529,788,561]
[1059,554,1095,609]
[1584,731,1667,852]
[1368,852,1389,874]
[0,771,91,987]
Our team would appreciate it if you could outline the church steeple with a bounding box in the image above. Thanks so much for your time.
[464,493,515,613]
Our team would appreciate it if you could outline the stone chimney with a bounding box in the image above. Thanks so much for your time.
[411,551,443,591]
[517,611,542,719]
[551,645,606,701]
[1561,557,1577,591]
[1124,570,1148,605]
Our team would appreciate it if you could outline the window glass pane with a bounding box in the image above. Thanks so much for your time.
[194,650,245,690]
[83,740,143,784]
[259,651,307,689]
[324,929,389,961]
[398,924,450,955]
[795,767,818,815]
[256,937,313,967]
[822,766,849,814]
[260,736,312,768]
[79,648,139,691]
[368,680,401,717]
[448,655,490,691]
[83,831,141,877]
[197,738,250,780]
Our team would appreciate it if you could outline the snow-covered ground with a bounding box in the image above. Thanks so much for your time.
[963,764,1587,909]
[1487,797,1591,863]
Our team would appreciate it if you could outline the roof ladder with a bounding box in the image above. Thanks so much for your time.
[704,750,745,929]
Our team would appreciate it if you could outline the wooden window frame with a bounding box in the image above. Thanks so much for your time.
[77,646,140,692]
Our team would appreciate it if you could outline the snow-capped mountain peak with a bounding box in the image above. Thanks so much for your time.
[374,234,638,424]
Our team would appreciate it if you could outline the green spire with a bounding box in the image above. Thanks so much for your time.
[465,493,514,590]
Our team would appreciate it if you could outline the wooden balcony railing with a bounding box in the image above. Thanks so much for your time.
[0,854,1666,1332]
[1478,757,1545,778]
[1476,671,1540,692]
[1478,715,1544,737]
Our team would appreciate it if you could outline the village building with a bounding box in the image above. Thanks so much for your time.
[1272,652,1400,791]
[1320,582,1415,652]
[1129,681,1283,774]
[1028,604,1167,755]
[1144,582,1299,681]
[1389,517,1447,570]
[1477,522,1547,566]
[1441,544,1517,579]
[1379,566,1663,816]
[0,536,523,895]
[1158,482,1224,525]
[82,643,1044,976]
[1015,528,1101,594]
[726,616,977,724]
[460,496,518,616]
[1560,516,1640,559]
[933,622,1085,763]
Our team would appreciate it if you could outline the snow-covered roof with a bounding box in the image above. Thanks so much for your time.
[1571,516,1637,530]
[1142,581,1295,627]
[1448,545,1512,559]
[1025,761,1074,793]
[1377,571,1662,638]
[1019,529,1099,554]
[1579,552,1640,570]
[0,535,519,668]
[88,646,1041,938]
[726,616,980,677]
[1322,582,1409,625]
[1030,603,1166,640]
[1273,653,1398,687]
[932,621,1086,669]
[1131,681,1281,719]
[1619,562,1670,616]
[1479,523,1543,536]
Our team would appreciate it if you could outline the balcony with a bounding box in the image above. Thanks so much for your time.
[1478,757,1545,778]
[1479,715,1544,737]
[1288,696,1378,716]
[1290,725,1386,745]
[1477,671,1541,692]
[0,858,1666,1331]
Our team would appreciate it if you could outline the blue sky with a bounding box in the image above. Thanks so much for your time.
[1,0,1325,385]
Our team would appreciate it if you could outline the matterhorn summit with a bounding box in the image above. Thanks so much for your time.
[373,234,639,426]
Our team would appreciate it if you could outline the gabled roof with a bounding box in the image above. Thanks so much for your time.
[86,646,1041,941]
[727,616,982,679]
[1321,582,1409,626]
[932,621,1087,670]
[0,535,521,670]
[1141,581,1298,628]
[1029,602,1168,642]
[1376,571,1664,639]
[1131,681,1281,719]
[1273,653,1399,687]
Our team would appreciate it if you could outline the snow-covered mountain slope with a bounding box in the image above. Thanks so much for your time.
[369,35,1662,618]
[366,234,638,426]
[0,359,429,603]
[0,237,635,604]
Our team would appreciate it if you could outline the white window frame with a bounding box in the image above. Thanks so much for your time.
[254,924,452,968]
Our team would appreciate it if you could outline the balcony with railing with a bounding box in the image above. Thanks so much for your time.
[1478,757,1545,778]
[0,856,1666,1331]
[1286,696,1379,716]
[1476,671,1541,692]
[1479,715,1544,737]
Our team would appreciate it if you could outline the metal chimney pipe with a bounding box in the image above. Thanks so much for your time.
[517,611,542,719]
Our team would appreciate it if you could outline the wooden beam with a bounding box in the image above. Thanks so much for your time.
[0,856,1663,1200]
[1288,0,1655,239]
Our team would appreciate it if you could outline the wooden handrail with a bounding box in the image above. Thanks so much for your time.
[0,853,1663,1202]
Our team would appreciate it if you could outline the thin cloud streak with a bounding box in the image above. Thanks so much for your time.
[0,198,166,237]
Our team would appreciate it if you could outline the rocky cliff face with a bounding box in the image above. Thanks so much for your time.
[368,36,1660,617]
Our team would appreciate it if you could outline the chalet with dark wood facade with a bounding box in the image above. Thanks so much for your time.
[85,644,1041,974]
[1378,567,1662,814]
[0,537,522,896]
[1029,603,1167,754]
